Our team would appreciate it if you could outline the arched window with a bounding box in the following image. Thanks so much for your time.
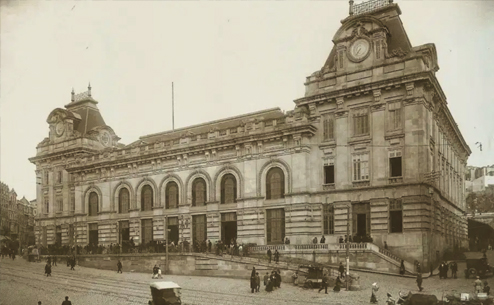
[192,178,207,207]
[166,181,179,209]
[89,192,99,216]
[266,167,285,200]
[119,188,130,214]
[221,174,237,204]
[141,185,153,211]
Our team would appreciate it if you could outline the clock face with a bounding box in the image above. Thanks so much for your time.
[349,38,371,62]
[55,122,65,136]
[101,131,111,146]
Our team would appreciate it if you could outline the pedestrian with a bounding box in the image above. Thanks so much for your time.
[264,272,269,286]
[339,236,344,243]
[274,250,280,263]
[370,282,379,303]
[47,256,51,266]
[386,292,396,305]
[265,274,274,292]
[416,273,423,292]
[117,260,123,273]
[450,261,457,279]
[250,272,257,293]
[45,262,52,277]
[474,276,484,293]
[318,273,328,294]
[275,270,282,288]
[338,262,345,278]
[313,236,318,244]
[333,276,342,292]
[384,241,388,250]
[152,265,159,279]
[70,257,76,270]
[484,281,490,295]
[399,260,405,275]
[284,237,290,244]
[291,271,298,285]
[267,249,272,263]
[255,272,261,292]
[320,235,326,244]
[61,296,72,305]
[239,244,243,259]
[38,301,42,305]
[443,261,449,279]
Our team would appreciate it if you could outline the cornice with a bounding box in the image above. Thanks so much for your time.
[66,124,315,173]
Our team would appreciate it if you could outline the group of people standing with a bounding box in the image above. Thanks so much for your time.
[249,267,282,293]
[266,249,280,263]
[44,255,76,276]
[438,261,458,279]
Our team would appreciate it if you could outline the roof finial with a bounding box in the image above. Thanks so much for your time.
[71,88,75,102]
[349,0,354,16]
[88,82,92,97]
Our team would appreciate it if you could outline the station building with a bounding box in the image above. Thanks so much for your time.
[30,0,470,266]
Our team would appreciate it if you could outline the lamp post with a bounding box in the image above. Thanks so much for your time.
[429,187,434,273]
[179,215,189,253]
[346,204,350,291]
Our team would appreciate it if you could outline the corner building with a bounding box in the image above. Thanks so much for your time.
[30,1,470,266]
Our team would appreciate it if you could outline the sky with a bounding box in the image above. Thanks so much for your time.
[1,0,493,200]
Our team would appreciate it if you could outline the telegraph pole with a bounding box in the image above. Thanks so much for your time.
[172,82,175,131]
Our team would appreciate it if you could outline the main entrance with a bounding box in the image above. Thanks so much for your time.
[266,208,285,244]
[55,225,62,246]
[221,212,237,244]
[352,202,370,238]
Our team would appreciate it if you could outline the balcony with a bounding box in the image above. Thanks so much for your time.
[353,180,370,188]
[322,183,335,191]
[388,177,403,184]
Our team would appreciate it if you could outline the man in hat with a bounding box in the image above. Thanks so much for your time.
[61,296,72,305]
[475,276,484,293]
[339,262,345,278]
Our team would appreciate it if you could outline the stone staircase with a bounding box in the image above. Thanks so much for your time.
[246,242,416,275]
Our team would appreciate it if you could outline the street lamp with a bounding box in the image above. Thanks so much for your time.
[179,215,189,253]
[346,204,350,291]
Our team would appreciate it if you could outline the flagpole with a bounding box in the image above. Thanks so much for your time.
[172,82,175,131]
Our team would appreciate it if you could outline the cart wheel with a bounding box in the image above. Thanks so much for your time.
[306,280,313,289]
[469,268,477,277]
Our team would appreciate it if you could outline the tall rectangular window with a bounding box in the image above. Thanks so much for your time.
[322,114,334,141]
[44,171,49,185]
[388,101,402,130]
[352,153,369,181]
[353,109,369,136]
[192,214,207,243]
[323,204,335,235]
[70,191,75,211]
[389,151,402,177]
[56,196,63,212]
[57,171,62,184]
[266,208,285,244]
[324,165,335,184]
[389,199,403,233]
[44,196,49,214]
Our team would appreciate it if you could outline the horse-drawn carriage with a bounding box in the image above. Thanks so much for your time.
[297,265,325,289]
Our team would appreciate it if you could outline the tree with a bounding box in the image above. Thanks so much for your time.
[467,191,494,213]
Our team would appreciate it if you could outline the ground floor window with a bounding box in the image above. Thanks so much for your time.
[323,204,335,235]
[266,208,285,244]
[192,214,207,244]
[141,219,153,245]
[389,199,403,233]
[167,217,179,245]
[88,223,98,246]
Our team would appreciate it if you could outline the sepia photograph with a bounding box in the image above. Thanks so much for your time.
[1,0,493,304]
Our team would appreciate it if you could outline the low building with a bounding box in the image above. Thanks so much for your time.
[29,0,470,266]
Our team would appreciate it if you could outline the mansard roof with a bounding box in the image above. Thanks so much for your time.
[136,107,285,145]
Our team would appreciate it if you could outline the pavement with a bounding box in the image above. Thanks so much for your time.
[0,255,474,305]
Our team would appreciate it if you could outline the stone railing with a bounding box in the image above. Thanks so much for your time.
[293,244,329,250]
[248,244,286,252]
[336,242,370,250]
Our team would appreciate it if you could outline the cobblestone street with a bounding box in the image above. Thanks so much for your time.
[0,257,473,305]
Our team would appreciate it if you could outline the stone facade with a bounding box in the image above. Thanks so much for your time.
[29,1,470,267]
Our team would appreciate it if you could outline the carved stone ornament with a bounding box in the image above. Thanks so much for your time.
[406,82,415,96]
[373,89,381,103]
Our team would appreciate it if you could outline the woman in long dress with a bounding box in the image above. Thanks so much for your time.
[333,276,341,292]
[370,282,379,303]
